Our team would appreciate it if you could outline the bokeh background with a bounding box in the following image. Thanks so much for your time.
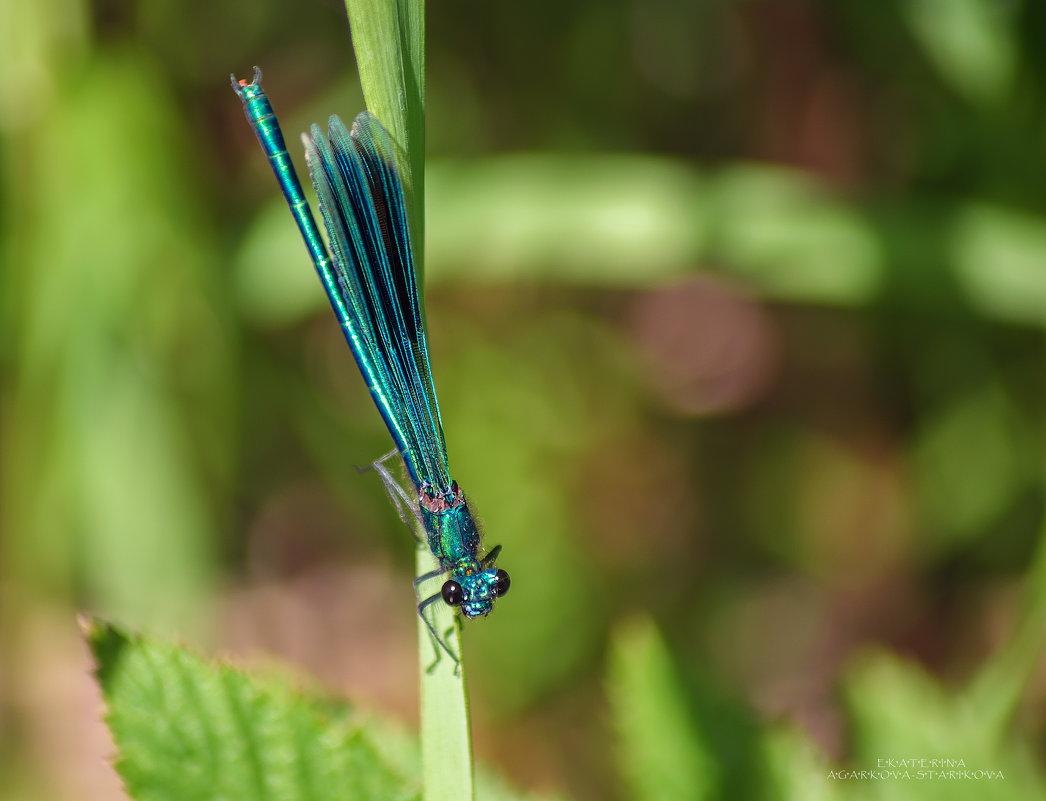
[2,0,1045,799]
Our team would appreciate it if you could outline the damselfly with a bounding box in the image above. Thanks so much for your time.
[232,68,509,659]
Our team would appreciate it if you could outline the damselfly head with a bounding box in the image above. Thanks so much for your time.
[442,568,511,618]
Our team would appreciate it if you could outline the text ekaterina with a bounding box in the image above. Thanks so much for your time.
[232,68,509,657]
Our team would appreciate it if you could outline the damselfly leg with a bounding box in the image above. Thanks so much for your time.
[415,571,461,671]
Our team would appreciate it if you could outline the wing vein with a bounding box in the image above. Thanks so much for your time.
[304,112,450,492]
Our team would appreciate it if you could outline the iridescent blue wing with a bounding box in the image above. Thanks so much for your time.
[304,112,450,491]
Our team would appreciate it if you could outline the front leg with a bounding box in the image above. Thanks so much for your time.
[416,589,460,672]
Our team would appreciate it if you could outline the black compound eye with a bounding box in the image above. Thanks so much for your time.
[492,569,511,598]
[441,580,464,606]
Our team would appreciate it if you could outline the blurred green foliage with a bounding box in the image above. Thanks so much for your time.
[2,0,1045,800]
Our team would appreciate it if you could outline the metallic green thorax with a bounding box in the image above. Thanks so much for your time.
[420,486,480,564]
[232,69,508,623]
[420,486,499,618]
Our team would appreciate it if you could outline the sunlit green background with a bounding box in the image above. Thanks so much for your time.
[3,1,1045,799]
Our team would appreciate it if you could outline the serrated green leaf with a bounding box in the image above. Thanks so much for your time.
[84,617,417,801]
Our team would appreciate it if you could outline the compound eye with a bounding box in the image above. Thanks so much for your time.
[441,580,464,606]
[492,569,511,597]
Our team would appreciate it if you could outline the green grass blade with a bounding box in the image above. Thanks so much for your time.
[344,0,425,272]
[341,3,473,798]
[416,548,474,801]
